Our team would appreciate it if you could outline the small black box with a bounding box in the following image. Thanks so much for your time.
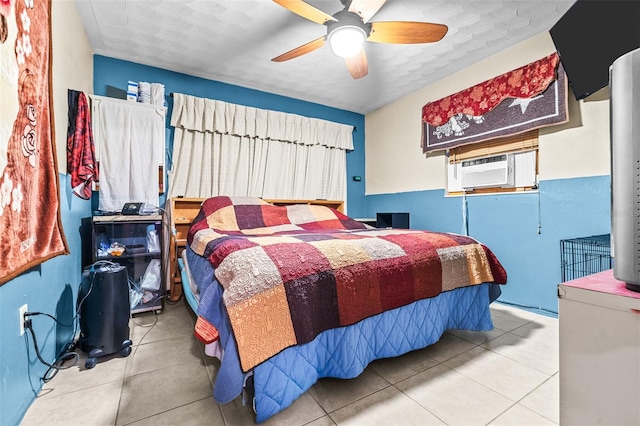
[376,213,410,229]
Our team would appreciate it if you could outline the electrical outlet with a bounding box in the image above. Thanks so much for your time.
[19,304,28,336]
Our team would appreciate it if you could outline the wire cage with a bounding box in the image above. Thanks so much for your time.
[560,234,612,282]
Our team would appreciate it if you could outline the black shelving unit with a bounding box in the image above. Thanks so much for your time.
[91,215,165,314]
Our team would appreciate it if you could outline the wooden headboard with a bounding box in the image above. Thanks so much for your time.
[167,197,344,300]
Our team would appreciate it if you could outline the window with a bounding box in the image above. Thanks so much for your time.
[446,130,539,195]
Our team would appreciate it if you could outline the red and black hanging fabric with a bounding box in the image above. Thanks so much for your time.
[421,53,568,153]
[67,89,98,199]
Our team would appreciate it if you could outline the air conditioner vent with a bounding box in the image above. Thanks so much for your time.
[460,153,515,189]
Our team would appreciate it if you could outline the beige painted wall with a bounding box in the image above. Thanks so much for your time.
[365,32,610,195]
[51,0,94,174]
[538,86,610,180]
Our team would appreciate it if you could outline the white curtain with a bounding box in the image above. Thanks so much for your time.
[167,93,353,201]
[91,96,164,212]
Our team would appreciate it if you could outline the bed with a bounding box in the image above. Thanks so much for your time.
[178,196,507,422]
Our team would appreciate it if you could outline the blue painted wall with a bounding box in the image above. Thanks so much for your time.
[2,55,366,425]
[0,174,91,425]
[365,175,611,314]
[2,52,611,424]
[92,55,367,217]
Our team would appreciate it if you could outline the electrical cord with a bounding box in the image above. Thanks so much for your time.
[130,311,159,329]
[75,260,117,335]
[23,259,166,381]
[24,311,74,328]
[24,318,79,382]
[22,259,121,382]
[128,309,160,360]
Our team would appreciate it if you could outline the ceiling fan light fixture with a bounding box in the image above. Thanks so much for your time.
[328,25,366,58]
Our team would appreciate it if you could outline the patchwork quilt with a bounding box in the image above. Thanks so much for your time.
[188,196,507,372]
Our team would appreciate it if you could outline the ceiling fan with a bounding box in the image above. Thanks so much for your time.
[271,0,448,79]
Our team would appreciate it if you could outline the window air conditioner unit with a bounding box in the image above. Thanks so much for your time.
[460,153,515,189]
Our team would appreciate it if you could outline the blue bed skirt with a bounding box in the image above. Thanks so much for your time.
[253,282,495,422]
[180,248,498,423]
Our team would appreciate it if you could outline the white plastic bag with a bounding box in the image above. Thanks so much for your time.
[147,225,160,253]
[140,259,161,291]
[129,285,143,309]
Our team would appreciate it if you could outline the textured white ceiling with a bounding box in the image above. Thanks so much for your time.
[74,0,576,114]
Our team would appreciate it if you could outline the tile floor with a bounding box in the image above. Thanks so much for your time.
[21,300,559,426]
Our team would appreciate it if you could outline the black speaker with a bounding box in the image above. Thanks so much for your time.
[78,263,132,368]
[376,212,410,229]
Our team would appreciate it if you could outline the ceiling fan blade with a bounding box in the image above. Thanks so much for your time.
[344,48,368,79]
[348,0,387,23]
[368,21,448,44]
[271,36,326,62]
[273,0,337,25]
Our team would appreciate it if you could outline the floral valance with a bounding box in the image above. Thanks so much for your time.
[421,53,568,153]
[422,53,560,126]
[171,93,354,151]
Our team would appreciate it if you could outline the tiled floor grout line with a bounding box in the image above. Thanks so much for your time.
[449,325,559,425]
[22,303,559,426]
